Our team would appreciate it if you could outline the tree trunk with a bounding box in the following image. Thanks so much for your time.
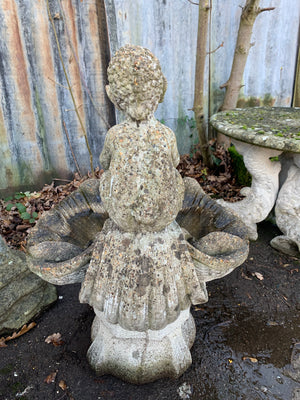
[218,0,275,146]
[193,0,212,167]
[293,42,300,107]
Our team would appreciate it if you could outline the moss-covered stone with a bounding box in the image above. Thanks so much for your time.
[228,145,252,186]
[211,107,300,152]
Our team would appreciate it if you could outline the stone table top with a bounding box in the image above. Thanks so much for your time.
[210,107,300,153]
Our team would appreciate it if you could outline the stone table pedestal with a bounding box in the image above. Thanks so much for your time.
[211,107,300,257]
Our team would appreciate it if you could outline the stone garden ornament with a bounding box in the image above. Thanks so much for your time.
[27,45,249,384]
[210,107,300,258]
[0,235,56,335]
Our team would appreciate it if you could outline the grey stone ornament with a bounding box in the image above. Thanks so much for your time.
[0,235,56,335]
[27,45,249,384]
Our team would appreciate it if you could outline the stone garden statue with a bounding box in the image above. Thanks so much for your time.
[27,45,249,384]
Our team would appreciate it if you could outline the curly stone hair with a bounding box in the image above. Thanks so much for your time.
[106,44,167,121]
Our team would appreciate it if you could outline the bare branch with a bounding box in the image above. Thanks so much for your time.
[207,41,224,55]
[259,7,275,13]
[220,81,228,89]
[187,0,199,5]
[47,77,68,90]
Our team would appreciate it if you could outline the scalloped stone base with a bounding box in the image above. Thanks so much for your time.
[87,308,195,384]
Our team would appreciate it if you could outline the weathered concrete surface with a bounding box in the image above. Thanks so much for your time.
[100,45,184,232]
[271,154,300,258]
[0,0,114,194]
[27,179,108,285]
[210,107,300,243]
[100,117,184,232]
[27,45,250,384]
[79,219,208,331]
[0,236,56,335]
[210,107,300,152]
[217,140,282,240]
[87,308,195,384]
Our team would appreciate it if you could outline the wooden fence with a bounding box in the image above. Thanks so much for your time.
[0,0,299,193]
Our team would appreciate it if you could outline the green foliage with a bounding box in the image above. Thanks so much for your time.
[4,191,39,223]
[211,154,221,166]
[208,142,221,166]
[228,145,252,186]
[4,191,32,202]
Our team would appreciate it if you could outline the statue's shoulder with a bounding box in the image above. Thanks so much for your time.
[154,119,172,133]
[154,120,176,143]
[105,122,126,141]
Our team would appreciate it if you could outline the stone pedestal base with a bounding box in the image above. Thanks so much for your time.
[87,308,195,384]
[217,140,282,240]
[272,156,300,258]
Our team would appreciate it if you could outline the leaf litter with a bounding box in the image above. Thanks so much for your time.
[0,144,245,250]
[0,322,36,347]
[45,332,64,346]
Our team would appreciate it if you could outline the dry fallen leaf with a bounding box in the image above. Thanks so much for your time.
[252,272,264,281]
[290,268,299,274]
[44,371,57,384]
[59,380,67,391]
[45,332,64,346]
[267,321,279,326]
[241,271,252,281]
[193,306,205,311]
[242,356,258,363]
[0,322,36,348]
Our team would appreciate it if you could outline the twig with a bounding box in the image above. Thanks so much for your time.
[52,178,72,182]
[46,0,94,175]
[187,0,199,5]
[207,41,224,55]
[259,7,276,13]
[63,120,82,177]
[58,0,111,130]
[64,104,84,112]
[47,77,69,90]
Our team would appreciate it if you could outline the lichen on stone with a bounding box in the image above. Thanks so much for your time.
[106,44,167,121]
[211,107,300,152]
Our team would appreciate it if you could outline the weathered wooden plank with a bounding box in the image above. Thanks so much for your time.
[106,0,300,153]
[0,0,113,194]
[0,0,299,194]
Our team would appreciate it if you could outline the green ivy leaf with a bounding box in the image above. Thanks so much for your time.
[6,203,14,211]
[29,218,36,224]
[211,154,221,166]
[14,193,25,200]
[16,203,27,213]
[20,212,31,220]
[31,212,38,219]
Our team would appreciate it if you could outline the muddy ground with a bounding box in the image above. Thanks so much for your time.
[0,220,299,400]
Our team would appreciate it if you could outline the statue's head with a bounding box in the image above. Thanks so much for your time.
[106,44,167,121]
